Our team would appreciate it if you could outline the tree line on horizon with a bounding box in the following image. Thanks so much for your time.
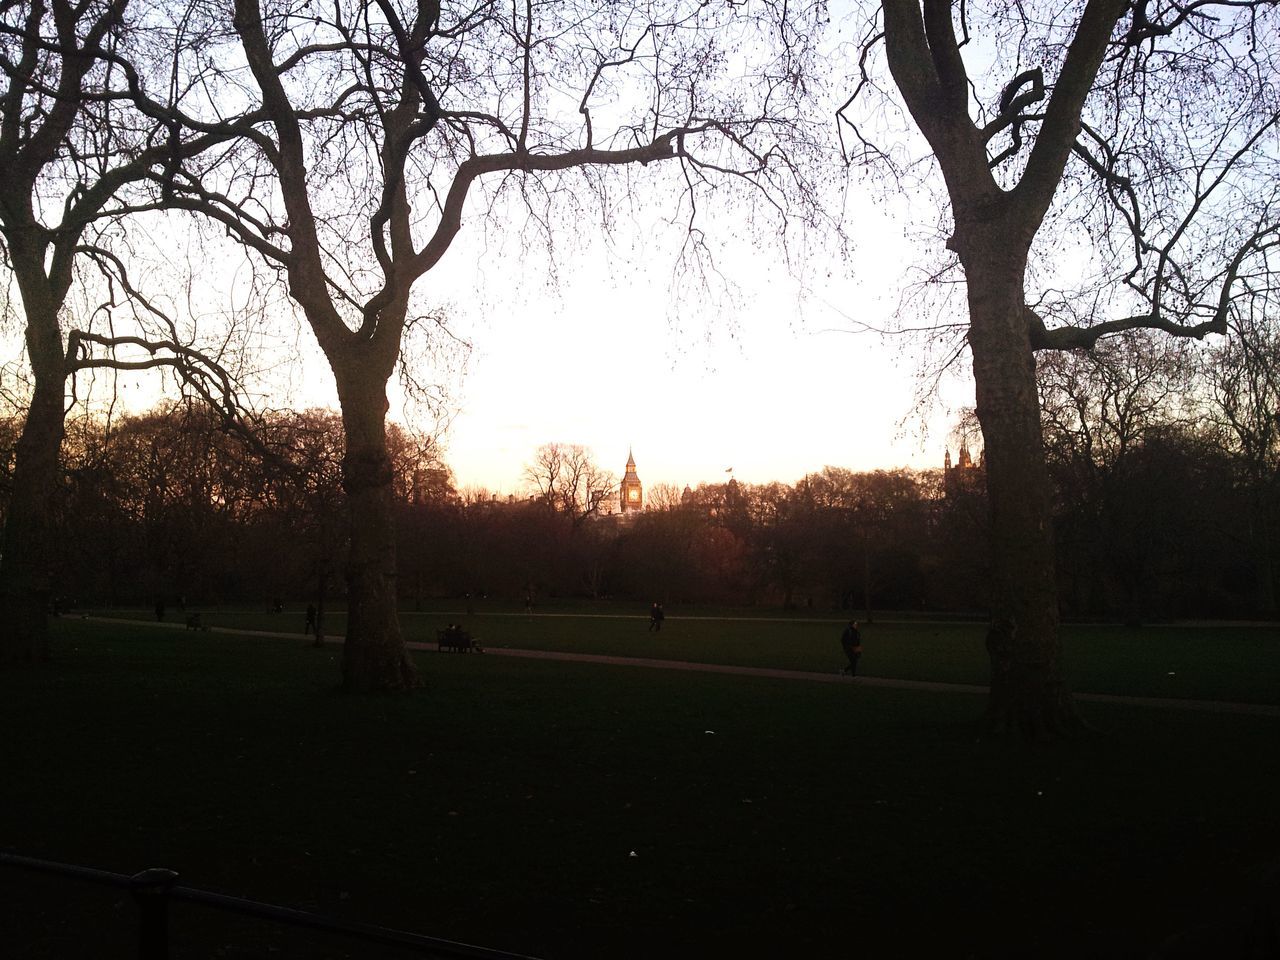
[4,336,1274,621]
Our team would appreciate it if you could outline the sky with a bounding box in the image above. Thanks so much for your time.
[0,4,981,494]
[371,187,974,496]
[3,177,976,496]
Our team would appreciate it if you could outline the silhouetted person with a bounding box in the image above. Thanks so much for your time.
[524,594,533,614]
[648,602,665,632]
[272,597,283,614]
[305,604,317,636]
[840,620,862,677]
[155,598,166,622]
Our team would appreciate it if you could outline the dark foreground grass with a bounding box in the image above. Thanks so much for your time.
[3,620,1279,959]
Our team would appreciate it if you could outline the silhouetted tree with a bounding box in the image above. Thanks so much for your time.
[0,0,253,662]
[846,3,1280,732]
[149,0,829,690]
[1200,308,1280,614]
[523,444,616,528]
[1039,334,1194,616]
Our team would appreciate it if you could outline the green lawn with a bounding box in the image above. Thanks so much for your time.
[3,619,1278,958]
[94,603,1280,705]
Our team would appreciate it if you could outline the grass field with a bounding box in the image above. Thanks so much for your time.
[97,602,1280,705]
[3,616,1278,958]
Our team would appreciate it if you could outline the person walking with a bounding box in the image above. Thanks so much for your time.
[305,603,317,636]
[648,601,665,632]
[840,620,863,677]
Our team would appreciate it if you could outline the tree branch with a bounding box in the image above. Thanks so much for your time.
[1013,0,1127,227]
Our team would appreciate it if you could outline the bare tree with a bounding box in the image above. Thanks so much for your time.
[523,442,615,526]
[147,0,828,690]
[843,2,1280,733]
[1039,334,1197,619]
[0,0,257,662]
[645,482,686,512]
[1039,334,1195,477]
[1199,303,1280,613]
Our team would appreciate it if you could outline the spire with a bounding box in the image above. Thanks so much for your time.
[621,447,643,512]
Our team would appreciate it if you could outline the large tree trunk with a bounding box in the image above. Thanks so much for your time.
[0,301,66,664]
[0,386,65,663]
[963,246,1078,735]
[335,375,417,692]
[313,562,329,649]
[1249,479,1277,616]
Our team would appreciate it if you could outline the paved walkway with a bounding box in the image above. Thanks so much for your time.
[82,616,1280,718]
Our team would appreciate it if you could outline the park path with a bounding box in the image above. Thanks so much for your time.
[81,616,1280,718]
[403,610,1280,628]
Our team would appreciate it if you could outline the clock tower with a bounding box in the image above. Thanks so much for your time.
[620,449,643,513]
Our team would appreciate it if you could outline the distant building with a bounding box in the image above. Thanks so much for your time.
[943,443,984,497]
[620,448,643,513]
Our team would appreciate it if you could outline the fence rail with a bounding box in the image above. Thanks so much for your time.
[1,851,542,960]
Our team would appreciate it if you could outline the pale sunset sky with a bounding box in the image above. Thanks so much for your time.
[0,4,994,491]
[11,177,975,493]
[2,5,983,489]
[380,184,973,494]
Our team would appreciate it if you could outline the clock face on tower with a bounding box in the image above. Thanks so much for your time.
[621,451,642,511]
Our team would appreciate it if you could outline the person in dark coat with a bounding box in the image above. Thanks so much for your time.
[305,604,317,636]
[840,620,863,677]
[648,602,665,632]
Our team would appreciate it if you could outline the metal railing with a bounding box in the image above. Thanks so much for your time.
[1,852,542,960]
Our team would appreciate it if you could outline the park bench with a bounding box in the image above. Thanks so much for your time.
[437,628,481,653]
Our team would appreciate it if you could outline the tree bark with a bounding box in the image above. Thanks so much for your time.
[0,251,69,664]
[0,374,65,663]
[1249,479,1277,617]
[878,1,1125,736]
[862,530,872,623]
[961,241,1077,735]
[335,372,418,692]
[313,565,329,648]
